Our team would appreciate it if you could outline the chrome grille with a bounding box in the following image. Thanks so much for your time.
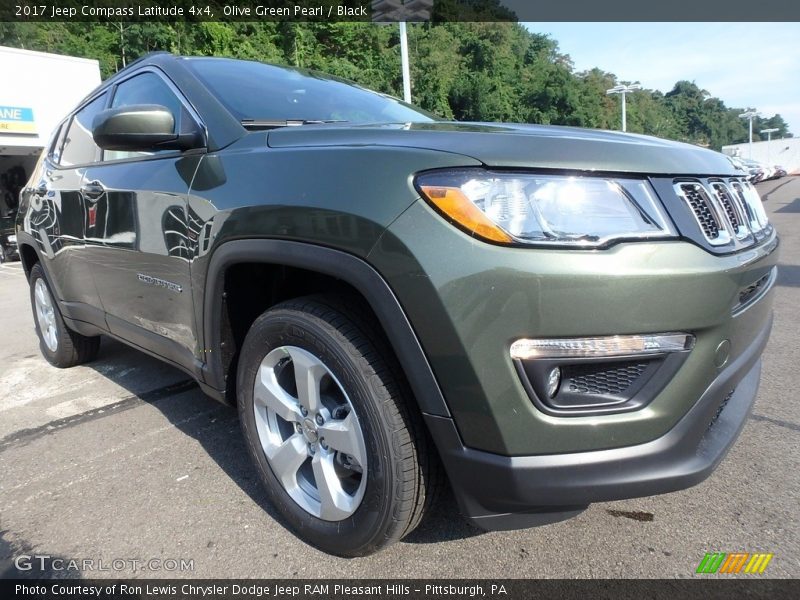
[674,178,771,249]
[711,183,743,234]
[730,181,762,236]
[676,183,724,242]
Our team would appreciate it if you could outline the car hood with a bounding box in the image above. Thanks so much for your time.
[266,121,739,176]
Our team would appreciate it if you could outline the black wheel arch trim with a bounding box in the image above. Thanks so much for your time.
[16,231,40,279]
[201,238,451,417]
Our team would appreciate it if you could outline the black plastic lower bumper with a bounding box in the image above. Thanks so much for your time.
[427,313,772,531]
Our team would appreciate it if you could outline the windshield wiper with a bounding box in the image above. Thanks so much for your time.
[241,119,349,130]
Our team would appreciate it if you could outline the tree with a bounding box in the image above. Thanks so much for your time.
[0,21,790,149]
[754,114,793,140]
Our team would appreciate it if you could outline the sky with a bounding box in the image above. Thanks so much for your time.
[524,23,800,135]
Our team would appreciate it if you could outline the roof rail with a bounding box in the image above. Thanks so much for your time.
[116,50,173,74]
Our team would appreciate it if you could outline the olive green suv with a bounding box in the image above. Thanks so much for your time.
[16,54,777,556]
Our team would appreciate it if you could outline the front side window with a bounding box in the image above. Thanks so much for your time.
[59,93,108,167]
[105,71,182,162]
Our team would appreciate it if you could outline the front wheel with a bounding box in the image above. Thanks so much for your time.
[29,263,100,368]
[237,295,440,556]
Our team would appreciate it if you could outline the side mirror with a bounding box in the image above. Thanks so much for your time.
[92,104,203,152]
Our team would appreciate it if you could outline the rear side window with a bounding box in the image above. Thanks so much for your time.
[48,123,64,163]
[105,72,182,162]
[59,93,108,167]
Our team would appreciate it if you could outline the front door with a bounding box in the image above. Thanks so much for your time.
[83,70,203,370]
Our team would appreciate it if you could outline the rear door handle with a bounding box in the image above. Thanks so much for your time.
[81,181,106,199]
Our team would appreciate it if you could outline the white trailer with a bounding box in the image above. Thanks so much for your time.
[0,46,101,218]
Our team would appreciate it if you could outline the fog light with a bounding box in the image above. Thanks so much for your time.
[546,367,561,398]
[511,334,694,416]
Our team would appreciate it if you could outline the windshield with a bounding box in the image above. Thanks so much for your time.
[184,57,437,125]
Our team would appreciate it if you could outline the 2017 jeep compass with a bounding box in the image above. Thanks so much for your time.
[16,53,777,556]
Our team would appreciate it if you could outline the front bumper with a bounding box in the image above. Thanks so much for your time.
[372,199,778,456]
[425,313,771,530]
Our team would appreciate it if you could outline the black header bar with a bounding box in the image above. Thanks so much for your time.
[3,579,800,600]
[1,0,799,22]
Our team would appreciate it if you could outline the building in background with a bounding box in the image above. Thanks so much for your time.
[722,138,800,175]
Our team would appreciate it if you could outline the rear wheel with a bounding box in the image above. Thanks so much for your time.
[29,263,100,368]
[237,295,439,556]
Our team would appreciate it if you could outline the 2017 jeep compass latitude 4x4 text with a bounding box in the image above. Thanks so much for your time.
[16,54,777,556]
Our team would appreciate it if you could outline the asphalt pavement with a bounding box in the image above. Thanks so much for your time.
[0,178,798,579]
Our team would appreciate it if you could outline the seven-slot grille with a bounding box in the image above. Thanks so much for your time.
[678,183,724,241]
[710,183,743,234]
[674,178,770,249]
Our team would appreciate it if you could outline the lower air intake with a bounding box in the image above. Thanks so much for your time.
[707,388,736,431]
[564,362,649,395]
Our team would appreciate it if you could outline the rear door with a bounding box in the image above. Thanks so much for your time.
[82,69,204,370]
[27,93,109,325]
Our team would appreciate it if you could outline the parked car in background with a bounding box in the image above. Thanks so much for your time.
[726,155,748,176]
[728,157,782,183]
[0,213,19,262]
[736,158,767,182]
[15,53,778,556]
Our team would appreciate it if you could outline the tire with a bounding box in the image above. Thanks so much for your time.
[237,294,441,556]
[29,263,100,368]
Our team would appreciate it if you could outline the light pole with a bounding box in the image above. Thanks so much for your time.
[760,127,779,165]
[399,22,411,103]
[606,83,642,132]
[739,109,759,158]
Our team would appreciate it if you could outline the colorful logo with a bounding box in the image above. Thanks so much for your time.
[696,552,773,574]
[0,106,37,134]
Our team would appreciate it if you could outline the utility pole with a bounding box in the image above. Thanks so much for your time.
[760,127,779,164]
[606,83,642,132]
[399,22,411,103]
[114,22,129,68]
[739,110,759,159]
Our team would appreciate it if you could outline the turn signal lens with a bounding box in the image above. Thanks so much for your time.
[419,185,513,244]
[510,333,695,360]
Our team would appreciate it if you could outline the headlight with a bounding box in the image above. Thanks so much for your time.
[7,235,16,244]
[415,170,677,248]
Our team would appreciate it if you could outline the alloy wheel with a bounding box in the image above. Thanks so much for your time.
[252,345,368,521]
[34,278,58,352]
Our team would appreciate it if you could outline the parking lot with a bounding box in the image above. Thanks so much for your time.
[1,177,798,579]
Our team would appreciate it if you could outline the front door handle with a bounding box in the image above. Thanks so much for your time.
[81,181,106,199]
